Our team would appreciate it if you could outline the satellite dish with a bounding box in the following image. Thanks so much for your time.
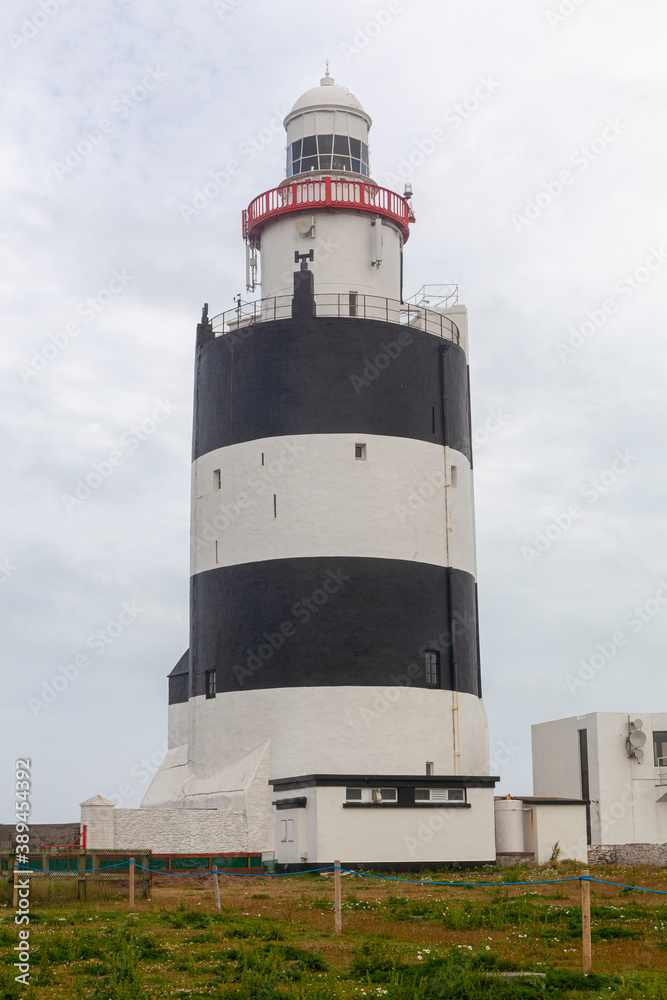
[295,217,313,235]
[634,748,645,761]
[632,719,643,730]
[629,730,647,748]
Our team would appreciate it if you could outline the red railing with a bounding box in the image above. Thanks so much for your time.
[244,176,414,243]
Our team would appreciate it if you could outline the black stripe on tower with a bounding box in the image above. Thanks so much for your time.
[181,557,481,702]
[192,317,472,461]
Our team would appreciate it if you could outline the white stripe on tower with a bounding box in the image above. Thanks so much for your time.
[191,434,475,577]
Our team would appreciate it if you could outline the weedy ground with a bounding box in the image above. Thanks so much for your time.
[2,862,667,998]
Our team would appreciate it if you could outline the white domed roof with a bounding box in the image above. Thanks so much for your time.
[285,74,371,126]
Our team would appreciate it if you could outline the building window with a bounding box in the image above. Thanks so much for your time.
[451,466,458,488]
[415,788,466,803]
[286,135,369,177]
[205,670,216,699]
[346,787,396,803]
[349,291,358,317]
[213,469,221,490]
[426,762,434,776]
[355,443,366,461]
[273,494,277,518]
[654,732,667,767]
[425,650,440,687]
[280,819,294,842]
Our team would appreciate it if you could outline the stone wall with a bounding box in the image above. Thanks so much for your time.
[0,824,79,850]
[589,843,667,866]
[113,808,247,854]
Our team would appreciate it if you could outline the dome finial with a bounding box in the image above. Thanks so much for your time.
[321,59,334,87]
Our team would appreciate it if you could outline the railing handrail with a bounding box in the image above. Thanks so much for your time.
[243,175,414,243]
[209,293,460,344]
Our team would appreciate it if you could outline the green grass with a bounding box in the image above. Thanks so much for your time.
[2,863,667,997]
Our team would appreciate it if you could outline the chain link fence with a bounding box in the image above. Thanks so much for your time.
[1,851,151,904]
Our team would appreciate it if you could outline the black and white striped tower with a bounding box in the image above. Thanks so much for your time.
[144,72,497,865]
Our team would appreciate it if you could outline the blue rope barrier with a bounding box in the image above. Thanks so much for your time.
[12,862,667,894]
[586,877,667,895]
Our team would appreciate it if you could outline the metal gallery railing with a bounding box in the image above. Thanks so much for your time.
[210,293,460,344]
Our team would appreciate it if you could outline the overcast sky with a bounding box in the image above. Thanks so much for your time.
[2,0,666,824]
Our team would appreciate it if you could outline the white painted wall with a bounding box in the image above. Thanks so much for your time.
[167,701,188,750]
[533,712,667,846]
[271,785,496,864]
[192,435,475,579]
[522,803,588,864]
[188,687,489,782]
[259,210,402,300]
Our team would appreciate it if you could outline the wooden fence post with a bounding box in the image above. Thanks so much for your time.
[77,854,86,901]
[334,860,342,937]
[212,866,221,912]
[581,869,592,973]
[128,857,135,909]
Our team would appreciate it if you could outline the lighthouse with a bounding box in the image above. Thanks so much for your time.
[143,72,498,868]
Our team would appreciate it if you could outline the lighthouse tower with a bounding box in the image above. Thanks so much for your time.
[144,73,498,867]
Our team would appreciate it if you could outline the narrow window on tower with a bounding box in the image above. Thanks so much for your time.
[349,291,358,317]
[355,443,367,461]
[205,670,216,699]
[451,466,458,488]
[215,540,219,564]
[261,452,265,466]
[425,650,440,687]
[426,761,434,776]
[273,494,277,518]
[213,469,221,491]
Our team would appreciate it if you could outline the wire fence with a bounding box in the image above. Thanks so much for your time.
[2,852,151,904]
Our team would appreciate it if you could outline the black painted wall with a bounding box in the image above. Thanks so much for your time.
[190,557,481,698]
[193,317,472,463]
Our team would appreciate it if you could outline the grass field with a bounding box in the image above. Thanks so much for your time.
[2,862,667,999]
